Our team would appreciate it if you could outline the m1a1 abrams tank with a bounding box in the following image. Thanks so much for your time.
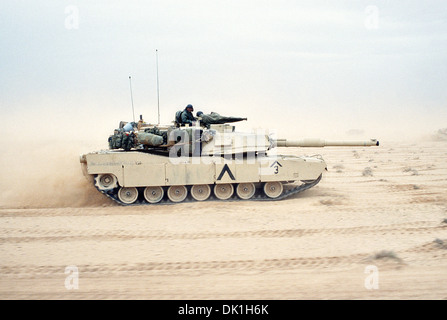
[79,115,379,205]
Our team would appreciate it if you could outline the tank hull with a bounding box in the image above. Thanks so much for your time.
[80,150,327,205]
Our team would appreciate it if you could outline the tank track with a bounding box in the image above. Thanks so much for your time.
[94,175,323,206]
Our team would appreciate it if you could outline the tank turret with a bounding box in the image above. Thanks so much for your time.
[80,116,379,205]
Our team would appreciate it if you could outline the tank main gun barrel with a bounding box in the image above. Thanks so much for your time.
[275,138,379,147]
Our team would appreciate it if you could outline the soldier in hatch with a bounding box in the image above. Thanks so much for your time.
[180,104,197,126]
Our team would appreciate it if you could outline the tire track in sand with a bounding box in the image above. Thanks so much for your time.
[0,253,369,277]
[3,240,446,277]
[1,221,445,243]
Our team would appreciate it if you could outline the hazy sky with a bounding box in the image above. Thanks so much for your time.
[1,0,446,141]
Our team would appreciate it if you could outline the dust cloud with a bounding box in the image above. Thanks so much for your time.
[0,140,112,208]
[0,104,115,208]
[431,128,447,141]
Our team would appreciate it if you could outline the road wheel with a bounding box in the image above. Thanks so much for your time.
[263,182,283,199]
[236,183,256,200]
[117,187,139,204]
[191,185,211,201]
[214,184,234,200]
[143,186,164,204]
[167,185,188,203]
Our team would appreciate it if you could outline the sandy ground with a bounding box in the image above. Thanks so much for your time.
[1,140,447,299]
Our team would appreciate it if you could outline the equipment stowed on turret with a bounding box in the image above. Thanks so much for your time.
[80,114,379,205]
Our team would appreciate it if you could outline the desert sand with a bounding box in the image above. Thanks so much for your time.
[0,138,446,300]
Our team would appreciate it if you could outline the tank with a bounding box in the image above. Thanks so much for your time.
[80,117,379,205]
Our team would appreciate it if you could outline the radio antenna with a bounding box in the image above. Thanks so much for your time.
[156,49,160,125]
[129,75,135,123]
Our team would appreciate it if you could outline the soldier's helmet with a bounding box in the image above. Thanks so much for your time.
[196,111,204,117]
[186,104,194,111]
